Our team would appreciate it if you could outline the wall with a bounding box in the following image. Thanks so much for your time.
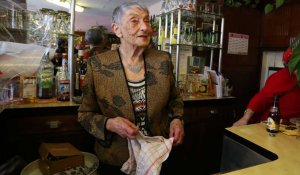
[75,13,111,32]
[222,7,262,118]
[75,1,162,32]
[148,1,162,15]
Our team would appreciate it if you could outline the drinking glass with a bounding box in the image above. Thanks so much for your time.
[296,119,300,140]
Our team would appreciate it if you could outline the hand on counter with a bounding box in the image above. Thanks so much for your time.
[232,109,254,127]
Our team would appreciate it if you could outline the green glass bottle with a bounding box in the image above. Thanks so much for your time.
[37,52,54,99]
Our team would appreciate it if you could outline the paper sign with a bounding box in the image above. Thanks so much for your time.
[227,33,249,55]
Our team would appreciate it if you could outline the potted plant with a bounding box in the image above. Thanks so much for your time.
[286,34,300,85]
[224,0,286,14]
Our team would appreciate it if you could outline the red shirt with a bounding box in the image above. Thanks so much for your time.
[247,68,300,123]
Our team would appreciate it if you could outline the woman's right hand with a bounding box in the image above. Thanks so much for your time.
[106,117,139,139]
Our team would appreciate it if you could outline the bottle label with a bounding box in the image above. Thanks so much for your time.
[40,74,54,88]
[58,79,70,97]
[267,117,279,131]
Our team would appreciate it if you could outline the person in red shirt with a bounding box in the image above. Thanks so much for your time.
[233,48,300,126]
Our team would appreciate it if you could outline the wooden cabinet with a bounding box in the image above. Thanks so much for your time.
[261,1,300,49]
[183,97,236,174]
[0,105,94,166]
[164,97,237,175]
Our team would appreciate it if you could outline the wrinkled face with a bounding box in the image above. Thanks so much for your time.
[113,8,152,48]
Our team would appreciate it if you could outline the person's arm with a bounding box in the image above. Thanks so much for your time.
[232,69,290,127]
[78,58,113,144]
[233,109,254,126]
[232,89,270,127]
[166,54,184,145]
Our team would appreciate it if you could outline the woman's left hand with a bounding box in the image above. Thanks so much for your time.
[169,119,184,146]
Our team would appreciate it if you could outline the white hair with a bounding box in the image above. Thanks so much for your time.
[112,2,149,24]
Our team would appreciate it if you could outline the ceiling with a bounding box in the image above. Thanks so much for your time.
[27,0,161,16]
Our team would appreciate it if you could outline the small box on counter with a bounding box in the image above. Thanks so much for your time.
[38,142,84,175]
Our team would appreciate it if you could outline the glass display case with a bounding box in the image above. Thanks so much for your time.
[157,2,224,98]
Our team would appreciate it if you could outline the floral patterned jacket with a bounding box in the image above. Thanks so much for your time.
[78,48,184,166]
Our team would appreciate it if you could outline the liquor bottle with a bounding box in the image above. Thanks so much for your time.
[57,53,70,101]
[52,38,66,75]
[37,52,54,99]
[79,54,88,92]
[74,50,83,96]
[266,95,281,136]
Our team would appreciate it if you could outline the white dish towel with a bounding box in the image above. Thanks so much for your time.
[121,132,174,175]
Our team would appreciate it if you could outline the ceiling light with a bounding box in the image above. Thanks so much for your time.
[46,0,84,12]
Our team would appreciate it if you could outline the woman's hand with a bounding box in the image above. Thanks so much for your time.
[232,109,254,127]
[106,117,139,139]
[232,118,248,126]
[169,119,184,146]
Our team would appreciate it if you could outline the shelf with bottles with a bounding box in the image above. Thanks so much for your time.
[157,2,225,99]
[158,8,223,48]
[158,8,224,67]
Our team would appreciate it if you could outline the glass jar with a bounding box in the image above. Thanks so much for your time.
[20,76,37,103]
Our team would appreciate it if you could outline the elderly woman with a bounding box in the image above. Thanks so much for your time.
[78,2,184,174]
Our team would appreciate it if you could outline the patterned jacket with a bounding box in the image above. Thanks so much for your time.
[78,48,184,166]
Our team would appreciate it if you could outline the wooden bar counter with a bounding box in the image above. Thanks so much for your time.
[0,96,237,174]
[223,123,300,175]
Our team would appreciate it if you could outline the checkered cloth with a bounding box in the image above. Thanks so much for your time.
[121,132,174,175]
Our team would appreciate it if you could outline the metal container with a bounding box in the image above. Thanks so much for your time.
[21,152,99,175]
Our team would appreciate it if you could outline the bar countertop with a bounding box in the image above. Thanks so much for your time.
[0,96,236,114]
[224,123,300,175]
[0,98,80,114]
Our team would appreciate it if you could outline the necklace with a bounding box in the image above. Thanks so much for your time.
[118,49,144,73]
[127,62,142,73]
